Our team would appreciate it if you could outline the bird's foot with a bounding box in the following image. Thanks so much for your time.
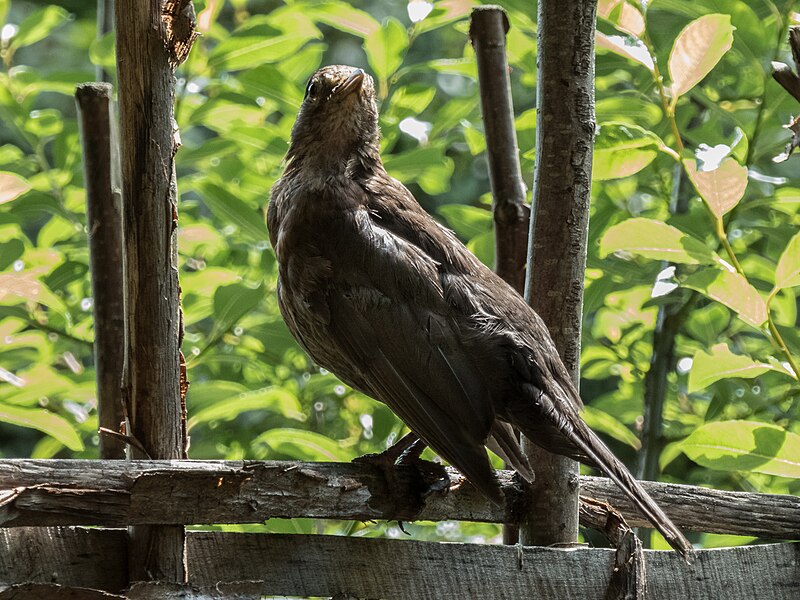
[398,452,451,502]
[353,432,421,494]
[354,434,450,508]
[353,431,419,470]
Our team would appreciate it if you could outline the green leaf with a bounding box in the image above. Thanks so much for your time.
[0,172,31,204]
[211,283,263,338]
[254,428,355,461]
[383,146,454,195]
[679,421,800,478]
[43,260,88,291]
[209,16,319,71]
[238,65,304,110]
[596,32,653,71]
[414,0,474,34]
[386,84,437,119]
[0,272,68,315]
[210,35,309,71]
[308,2,380,37]
[688,343,774,393]
[596,97,662,128]
[592,123,664,180]
[189,386,304,430]
[0,403,83,451]
[466,230,494,269]
[364,18,408,81]
[582,406,641,449]
[437,204,492,240]
[191,98,264,133]
[684,157,747,218]
[24,109,63,138]
[9,6,69,51]
[599,218,720,265]
[774,231,800,290]
[668,14,734,99]
[196,180,269,243]
[681,268,767,327]
[0,238,24,270]
[89,32,115,73]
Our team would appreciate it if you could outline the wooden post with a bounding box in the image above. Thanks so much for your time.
[470,6,530,295]
[115,0,194,582]
[75,83,126,461]
[469,5,530,545]
[521,0,598,547]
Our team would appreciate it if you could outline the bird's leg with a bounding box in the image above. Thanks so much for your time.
[353,432,421,513]
[396,437,426,464]
[396,438,451,500]
[354,433,449,511]
[353,431,419,470]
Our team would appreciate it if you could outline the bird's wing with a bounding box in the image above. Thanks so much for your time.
[315,205,504,503]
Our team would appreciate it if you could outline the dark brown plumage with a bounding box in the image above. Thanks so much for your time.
[267,65,692,560]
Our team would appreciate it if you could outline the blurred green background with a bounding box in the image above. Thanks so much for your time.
[0,0,798,550]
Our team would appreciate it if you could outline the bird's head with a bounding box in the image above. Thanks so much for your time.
[286,65,380,172]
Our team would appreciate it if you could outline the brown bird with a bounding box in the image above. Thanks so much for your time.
[268,64,692,559]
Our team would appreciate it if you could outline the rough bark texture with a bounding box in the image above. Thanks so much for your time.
[470,6,530,294]
[1,460,798,540]
[522,0,598,547]
[1,528,798,599]
[75,83,126,461]
[115,0,186,583]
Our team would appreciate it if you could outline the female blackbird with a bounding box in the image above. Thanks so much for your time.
[268,65,692,559]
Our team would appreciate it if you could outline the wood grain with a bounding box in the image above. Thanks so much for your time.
[75,83,126,461]
[115,0,188,582]
[1,460,797,540]
[1,528,797,599]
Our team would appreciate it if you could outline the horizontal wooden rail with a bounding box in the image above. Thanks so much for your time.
[0,459,798,539]
[0,528,797,599]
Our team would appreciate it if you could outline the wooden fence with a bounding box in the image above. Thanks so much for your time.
[1,459,799,598]
[2,2,799,598]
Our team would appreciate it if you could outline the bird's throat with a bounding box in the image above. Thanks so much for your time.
[286,138,383,181]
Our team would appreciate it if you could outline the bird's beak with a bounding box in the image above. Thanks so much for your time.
[335,68,365,98]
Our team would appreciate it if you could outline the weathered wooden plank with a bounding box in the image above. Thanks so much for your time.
[126,581,261,599]
[187,533,800,600]
[0,528,127,592]
[1,460,798,540]
[0,583,124,599]
[1,528,797,599]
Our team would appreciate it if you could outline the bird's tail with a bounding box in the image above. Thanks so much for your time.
[515,388,694,562]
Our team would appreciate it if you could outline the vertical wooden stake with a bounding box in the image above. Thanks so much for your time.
[522,0,598,547]
[470,5,530,545]
[75,83,126,461]
[115,0,195,583]
[470,6,530,295]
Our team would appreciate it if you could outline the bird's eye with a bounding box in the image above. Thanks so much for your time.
[305,81,318,100]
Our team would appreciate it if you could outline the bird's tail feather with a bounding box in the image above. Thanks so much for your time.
[568,418,693,562]
[487,422,534,483]
[521,389,694,562]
